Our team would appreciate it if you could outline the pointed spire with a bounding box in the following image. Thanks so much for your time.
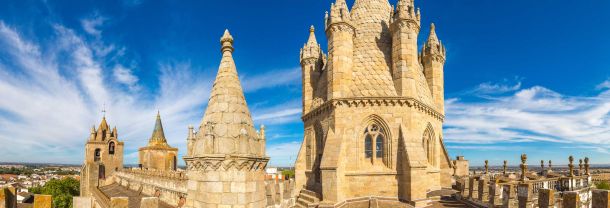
[395,0,415,17]
[112,126,118,138]
[422,23,445,59]
[427,23,439,44]
[328,0,351,26]
[149,111,168,146]
[220,29,234,54]
[301,25,323,64]
[260,125,266,140]
[307,25,318,45]
[195,30,260,155]
[187,125,194,140]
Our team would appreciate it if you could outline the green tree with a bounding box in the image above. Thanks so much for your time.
[30,178,79,208]
[597,181,610,190]
[282,169,295,179]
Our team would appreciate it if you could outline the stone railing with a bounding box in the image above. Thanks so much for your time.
[112,169,187,207]
[90,186,111,208]
[74,196,164,208]
[120,168,187,180]
[265,178,296,208]
[455,175,594,207]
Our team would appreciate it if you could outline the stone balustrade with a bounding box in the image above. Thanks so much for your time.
[265,178,296,208]
[112,169,187,207]
[455,175,598,207]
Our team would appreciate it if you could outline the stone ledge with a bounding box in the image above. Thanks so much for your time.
[302,97,444,122]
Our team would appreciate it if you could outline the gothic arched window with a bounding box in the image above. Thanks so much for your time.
[423,125,435,166]
[109,142,115,155]
[365,135,373,158]
[94,148,101,162]
[363,123,387,165]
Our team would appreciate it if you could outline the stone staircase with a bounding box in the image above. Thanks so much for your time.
[295,189,320,208]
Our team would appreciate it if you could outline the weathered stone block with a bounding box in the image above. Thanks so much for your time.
[593,189,610,208]
[1,187,17,208]
[140,197,159,208]
[538,188,555,208]
[33,194,52,208]
[563,191,580,208]
[517,183,532,208]
[73,196,93,208]
[111,197,129,208]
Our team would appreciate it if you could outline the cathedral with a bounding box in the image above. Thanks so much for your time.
[76,0,452,207]
[294,0,452,207]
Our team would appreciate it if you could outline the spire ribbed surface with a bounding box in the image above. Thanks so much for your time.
[148,112,168,146]
[198,30,258,153]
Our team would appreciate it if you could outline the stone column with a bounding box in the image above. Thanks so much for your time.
[462,178,470,199]
[563,191,580,208]
[455,178,466,199]
[502,184,515,208]
[489,180,503,207]
[517,183,533,208]
[33,195,52,208]
[1,187,17,208]
[469,177,478,200]
[478,177,489,202]
[538,188,555,208]
[593,189,610,208]
[111,197,129,208]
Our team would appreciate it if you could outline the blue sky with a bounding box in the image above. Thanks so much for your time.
[0,0,609,167]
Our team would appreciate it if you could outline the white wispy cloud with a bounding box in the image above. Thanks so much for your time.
[0,20,211,164]
[597,79,610,90]
[241,67,301,93]
[81,14,107,37]
[252,99,302,125]
[445,82,610,148]
[267,141,301,167]
[466,77,523,96]
[113,64,140,90]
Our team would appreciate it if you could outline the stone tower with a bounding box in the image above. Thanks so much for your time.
[139,112,179,171]
[80,116,124,196]
[183,30,269,208]
[295,0,451,206]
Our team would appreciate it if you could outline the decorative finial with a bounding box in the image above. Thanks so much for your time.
[520,154,527,181]
[220,29,234,53]
[310,25,315,33]
[579,159,583,176]
[549,160,552,170]
[585,157,590,175]
[431,23,436,31]
[484,160,489,175]
[503,160,507,175]
[541,160,544,171]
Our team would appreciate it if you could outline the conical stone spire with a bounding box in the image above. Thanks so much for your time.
[306,25,318,45]
[195,29,261,156]
[148,111,168,146]
[422,23,445,57]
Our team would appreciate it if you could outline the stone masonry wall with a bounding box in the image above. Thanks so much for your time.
[112,169,187,207]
